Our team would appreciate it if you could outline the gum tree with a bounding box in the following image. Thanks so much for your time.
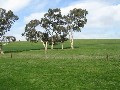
[0,8,19,53]
[41,8,68,49]
[64,8,88,49]
[41,8,64,49]
[22,19,41,42]
[54,26,68,49]
[22,19,49,51]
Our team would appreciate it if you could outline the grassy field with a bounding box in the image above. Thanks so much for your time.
[0,39,120,90]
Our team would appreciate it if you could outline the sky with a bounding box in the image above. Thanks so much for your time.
[0,0,120,40]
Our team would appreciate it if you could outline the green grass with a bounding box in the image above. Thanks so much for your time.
[0,39,120,90]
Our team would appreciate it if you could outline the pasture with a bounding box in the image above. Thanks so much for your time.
[0,39,120,90]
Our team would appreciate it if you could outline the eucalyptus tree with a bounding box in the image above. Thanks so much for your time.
[41,8,65,49]
[54,26,68,49]
[41,8,68,49]
[58,32,68,49]
[0,8,19,53]
[22,19,48,49]
[22,19,41,42]
[64,8,88,49]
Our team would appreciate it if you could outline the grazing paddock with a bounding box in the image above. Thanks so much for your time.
[0,39,120,90]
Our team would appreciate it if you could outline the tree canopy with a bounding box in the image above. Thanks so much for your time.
[63,8,88,49]
[22,19,41,42]
[22,8,88,49]
[41,8,68,47]
[0,8,19,37]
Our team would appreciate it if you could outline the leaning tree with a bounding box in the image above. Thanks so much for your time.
[23,19,50,54]
[0,8,19,53]
[64,8,88,49]
[22,19,49,50]
[22,19,41,42]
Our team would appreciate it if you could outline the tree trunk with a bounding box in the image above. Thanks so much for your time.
[71,37,74,49]
[51,32,54,49]
[69,31,71,42]
[43,42,45,48]
[0,42,4,54]
[45,41,48,50]
[62,43,64,50]
[51,37,54,49]
[45,41,48,55]
[70,30,74,49]
[42,41,45,48]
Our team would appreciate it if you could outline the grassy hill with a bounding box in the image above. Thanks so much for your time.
[0,39,120,90]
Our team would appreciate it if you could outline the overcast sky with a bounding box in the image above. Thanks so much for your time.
[0,0,120,40]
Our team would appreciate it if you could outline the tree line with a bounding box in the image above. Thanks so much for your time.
[0,7,88,53]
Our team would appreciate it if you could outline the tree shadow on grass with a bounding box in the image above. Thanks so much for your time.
[53,46,79,50]
[3,46,79,53]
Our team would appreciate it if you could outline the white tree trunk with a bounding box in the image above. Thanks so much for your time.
[43,42,45,48]
[45,41,48,55]
[51,32,54,49]
[69,31,71,43]
[71,37,74,49]
[62,43,64,50]
[51,37,54,49]
[70,30,74,49]
[45,42,48,51]
[40,40,45,49]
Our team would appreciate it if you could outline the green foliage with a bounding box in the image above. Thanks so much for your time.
[64,8,88,32]
[22,19,41,42]
[3,36,16,43]
[22,8,88,46]
[0,8,19,37]
[41,8,68,44]
[0,39,120,90]
[42,33,49,42]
